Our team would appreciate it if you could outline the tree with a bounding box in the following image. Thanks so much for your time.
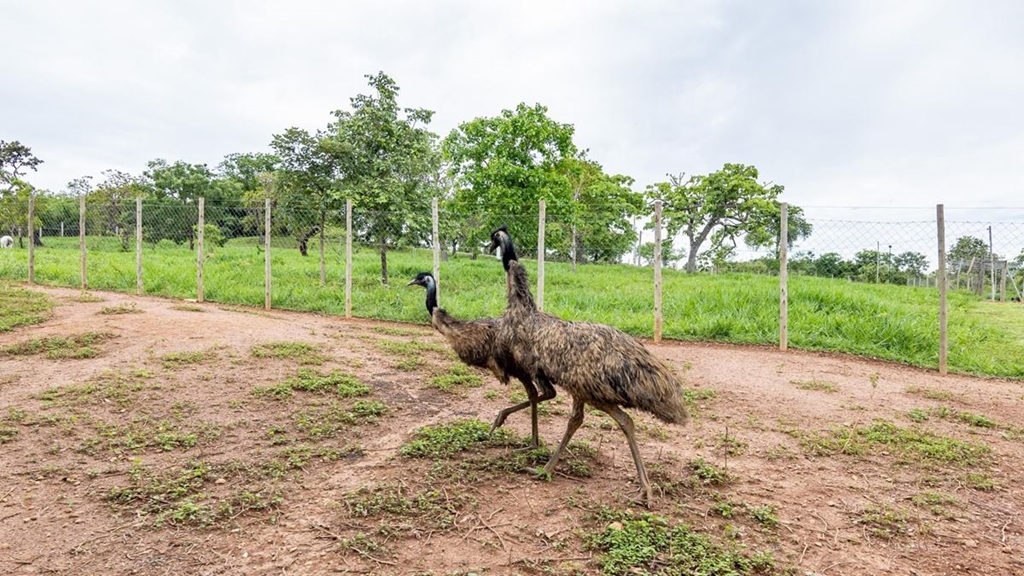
[948,236,988,264]
[442,103,578,256]
[270,128,340,262]
[638,239,684,267]
[556,157,644,266]
[142,159,236,248]
[325,71,440,285]
[744,201,813,255]
[0,140,43,191]
[88,170,146,250]
[0,179,43,247]
[646,164,786,273]
[894,251,928,276]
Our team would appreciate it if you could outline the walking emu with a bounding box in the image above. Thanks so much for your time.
[407,272,556,447]
[0,235,12,249]
[488,226,688,505]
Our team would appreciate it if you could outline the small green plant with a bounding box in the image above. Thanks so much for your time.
[427,364,483,393]
[911,491,960,517]
[400,419,515,459]
[791,379,838,393]
[858,504,911,540]
[688,458,730,486]
[799,419,990,466]
[170,304,205,312]
[907,408,930,422]
[750,504,778,529]
[253,369,369,399]
[964,472,996,491]
[957,411,997,428]
[0,426,18,444]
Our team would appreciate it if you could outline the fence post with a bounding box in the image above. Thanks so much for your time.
[936,204,948,376]
[79,194,87,292]
[779,202,788,351]
[136,197,143,295]
[653,200,663,343]
[988,226,995,301]
[432,197,440,304]
[345,199,353,319]
[197,197,205,303]
[27,192,35,285]
[264,197,272,310]
[319,220,326,287]
[537,199,546,312]
[1000,261,1008,303]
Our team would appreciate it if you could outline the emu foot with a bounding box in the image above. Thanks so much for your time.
[525,466,552,481]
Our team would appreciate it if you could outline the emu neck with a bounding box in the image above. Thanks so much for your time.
[424,278,438,314]
[499,236,518,271]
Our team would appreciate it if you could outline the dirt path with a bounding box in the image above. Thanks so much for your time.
[1,286,1021,575]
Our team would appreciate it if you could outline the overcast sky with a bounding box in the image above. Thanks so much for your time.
[4,0,1024,232]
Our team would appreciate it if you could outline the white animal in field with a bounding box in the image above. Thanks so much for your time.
[0,235,13,249]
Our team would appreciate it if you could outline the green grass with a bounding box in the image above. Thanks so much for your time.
[399,418,515,459]
[799,419,991,466]
[791,379,838,393]
[251,341,327,365]
[4,236,1023,377]
[588,508,776,576]
[427,364,484,393]
[2,331,116,359]
[0,282,53,331]
[253,369,370,400]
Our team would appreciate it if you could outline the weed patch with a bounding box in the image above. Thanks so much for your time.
[160,349,217,368]
[857,504,912,540]
[588,508,775,576]
[99,302,142,315]
[0,283,53,331]
[427,364,483,393]
[292,400,386,439]
[3,331,116,359]
[799,420,990,466]
[791,379,838,393]
[400,419,518,459]
[253,369,369,399]
[39,369,153,408]
[251,341,327,365]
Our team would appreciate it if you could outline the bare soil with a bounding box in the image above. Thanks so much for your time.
[1,286,1022,576]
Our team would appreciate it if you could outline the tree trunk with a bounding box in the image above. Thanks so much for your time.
[298,225,319,257]
[571,224,577,273]
[380,243,389,286]
[685,239,699,273]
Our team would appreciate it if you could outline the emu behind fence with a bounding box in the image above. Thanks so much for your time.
[1,196,1022,376]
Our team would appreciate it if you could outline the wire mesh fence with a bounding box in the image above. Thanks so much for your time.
[2,196,1023,373]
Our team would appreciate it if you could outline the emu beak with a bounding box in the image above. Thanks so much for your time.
[406,279,418,287]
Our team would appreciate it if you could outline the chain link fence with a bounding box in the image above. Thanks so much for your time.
[2,196,1023,372]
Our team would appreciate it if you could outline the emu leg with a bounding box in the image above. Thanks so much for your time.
[541,397,585,477]
[601,405,653,507]
[491,377,556,448]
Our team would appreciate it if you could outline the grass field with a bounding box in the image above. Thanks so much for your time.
[2,236,1022,377]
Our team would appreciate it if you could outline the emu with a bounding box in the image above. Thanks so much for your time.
[0,235,13,249]
[488,226,688,505]
[407,272,556,448]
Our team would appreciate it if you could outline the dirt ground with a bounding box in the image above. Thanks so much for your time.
[1,286,1022,576]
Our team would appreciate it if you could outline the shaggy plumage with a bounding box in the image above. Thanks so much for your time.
[407,272,555,447]
[488,226,688,505]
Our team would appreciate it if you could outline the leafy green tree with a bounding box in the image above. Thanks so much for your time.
[555,157,644,266]
[324,72,440,285]
[646,164,785,273]
[142,159,237,248]
[638,239,684,267]
[948,236,988,263]
[87,170,146,250]
[894,251,928,276]
[0,140,43,192]
[442,102,577,256]
[270,128,341,260]
[813,252,855,278]
[0,179,44,247]
[744,201,813,255]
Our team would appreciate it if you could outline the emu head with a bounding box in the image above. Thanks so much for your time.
[487,225,509,255]
[407,272,435,289]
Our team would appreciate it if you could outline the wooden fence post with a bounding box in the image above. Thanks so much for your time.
[79,195,87,292]
[197,197,205,303]
[537,199,546,312]
[432,197,440,305]
[345,199,353,319]
[937,204,948,375]
[319,220,326,287]
[779,202,788,351]
[654,200,663,343]
[1000,261,1008,303]
[264,197,272,310]
[136,197,143,295]
[27,192,35,285]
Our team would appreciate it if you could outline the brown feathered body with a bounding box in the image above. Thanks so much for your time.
[498,261,688,424]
